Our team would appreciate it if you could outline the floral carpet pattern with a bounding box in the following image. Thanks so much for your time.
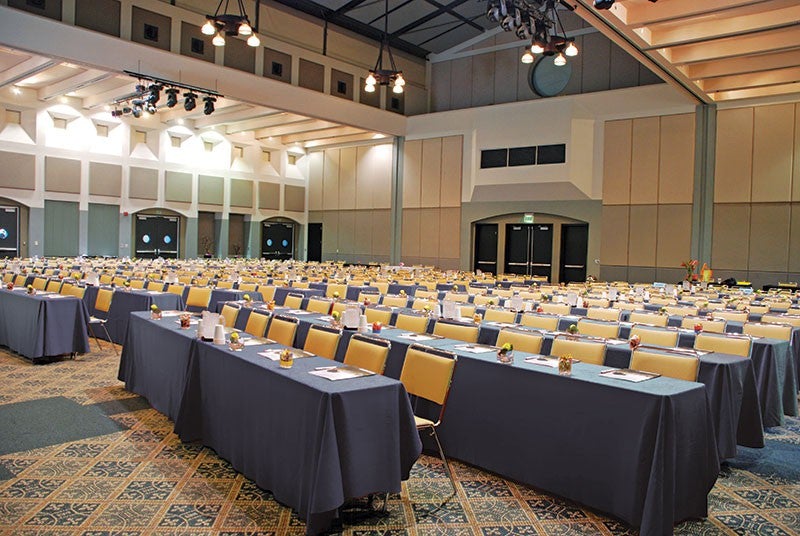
[0,346,798,535]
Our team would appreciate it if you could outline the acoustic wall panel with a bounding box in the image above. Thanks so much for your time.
[630,117,660,205]
[230,179,253,208]
[401,209,420,258]
[602,120,631,205]
[600,205,629,265]
[198,174,223,205]
[89,162,122,197]
[298,59,324,92]
[420,138,442,208]
[418,208,440,259]
[402,140,422,209]
[308,152,323,211]
[712,203,751,270]
[259,182,280,210]
[180,21,214,63]
[75,0,120,36]
[658,114,694,204]
[323,150,339,210]
[715,108,753,203]
[655,204,692,267]
[0,151,34,190]
[749,203,790,272]
[355,146,374,210]
[9,0,61,20]
[45,157,80,193]
[264,48,292,83]
[439,207,461,260]
[284,185,305,212]
[337,210,355,255]
[372,210,391,257]
[223,37,256,73]
[131,7,171,51]
[129,167,158,200]
[752,104,794,203]
[627,205,657,266]
[165,171,192,203]
[790,204,800,273]
[441,136,463,208]
[338,147,356,210]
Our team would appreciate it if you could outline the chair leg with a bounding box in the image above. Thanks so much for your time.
[87,324,104,352]
[428,426,457,502]
[100,324,118,356]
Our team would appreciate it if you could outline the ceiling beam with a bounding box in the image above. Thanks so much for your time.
[37,69,112,101]
[665,26,800,65]
[303,131,383,149]
[82,80,137,108]
[611,0,772,27]
[390,0,470,38]
[281,125,364,144]
[192,106,277,129]
[683,49,800,80]
[711,80,800,101]
[423,0,483,32]
[700,65,800,93]
[0,56,56,88]
[227,112,309,135]
[255,119,340,139]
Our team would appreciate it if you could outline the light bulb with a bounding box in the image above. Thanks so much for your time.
[364,83,376,93]
[531,42,544,54]
[394,74,405,86]
[521,51,534,64]
[392,84,403,94]
[554,53,566,66]
[365,73,377,86]
[212,33,225,46]
[565,42,578,57]
[247,34,260,47]
[238,23,252,36]
[201,21,216,35]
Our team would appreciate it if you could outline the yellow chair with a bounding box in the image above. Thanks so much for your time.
[146,281,163,291]
[631,347,700,382]
[304,324,342,360]
[216,280,234,289]
[539,302,571,315]
[167,284,185,296]
[550,336,606,365]
[112,276,127,286]
[326,283,347,299]
[433,320,479,343]
[283,293,304,309]
[768,300,793,311]
[761,314,800,328]
[267,314,299,346]
[748,305,770,315]
[630,326,679,347]
[195,277,210,287]
[258,285,277,303]
[628,311,669,327]
[238,283,258,292]
[365,307,392,325]
[415,289,437,300]
[382,295,409,307]
[473,294,498,307]
[665,305,699,317]
[694,333,752,357]
[219,304,240,329]
[585,297,610,308]
[444,292,470,303]
[400,344,458,497]
[243,311,270,337]
[412,298,437,311]
[185,287,212,311]
[45,280,62,293]
[577,319,619,339]
[483,308,517,323]
[520,313,559,331]
[496,328,543,354]
[2,273,12,283]
[395,313,428,333]
[357,292,381,304]
[99,274,113,285]
[742,322,792,341]
[681,316,726,333]
[129,279,145,289]
[306,297,333,314]
[32,277,47,291]
[586,307,621,322]
[343,334,391,374]
[372,281,389,295]
[292,281,310,289]
[88,288,116,354]
[68,285,85,298]
[13,275,26,286]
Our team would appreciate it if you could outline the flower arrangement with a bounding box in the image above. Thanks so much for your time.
[497,342,514,364]
[558,353,573,376]
[279,348,293,369]
[6,282,12,290]
[372,321,382,333]
[267,300,276,311]
[399,289,406,297]
[228,331,244,350]
[629,334,640,350]
[487,299,495,308]
[243,294,252,307]
[659,307,668,315]
[330,310,342,328]
[123,280,131,291]
[694,322,703,334]
[26,284,34,295]
[681,259,699,281]
[150,303,162,320]
[567,324,578,335]
[332,291,340,299]
[179,313,192,329]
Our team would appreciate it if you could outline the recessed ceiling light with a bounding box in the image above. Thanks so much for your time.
[177,118,184,125]
[59,96,69,103]
[10,87,21,95]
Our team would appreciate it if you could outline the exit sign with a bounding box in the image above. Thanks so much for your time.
[522,213,534,223]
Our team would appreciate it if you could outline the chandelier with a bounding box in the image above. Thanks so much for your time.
[486,0,578,66]
[201,0,260,47]
[365,0,405,94]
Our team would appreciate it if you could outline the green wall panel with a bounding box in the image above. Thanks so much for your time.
[44,200,79,257]
[88,203,119,256]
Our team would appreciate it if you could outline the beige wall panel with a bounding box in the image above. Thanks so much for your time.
[0,151,35,190]
[284,185,305,212]
[166,171,192,203]
[89,162,122,197]
[749,203,790,272]
[362,144,392,209]
[420,138,443,208]
[712,203,751,270]
[403,140,422,209]
[627,205,657,266]
[259,182,280,210]
[230,179,253,208]
[130,7,170,51]
[402,209,421,258]
[197,174,222,205]
[795,106,800,202]
[658,114,695,204]
[630,117,660,205]
[322,149,340,211]
[338,147,357,210]
[600,205,629,265]
[354,210,373,257]
[321,211,338,257]
[752,104,794,203]
[45,157,81,194]
[355,146,374,210]
[438,207,461,259]
[372,210,391,257]
[308,152,323,211]
[715,108,753,203]
[298,59,325,92]
[655,204,692,267]
[602,120,631,205]
[76,0,120,37]
[790,204,800,273]
[223,36,256,73]
[129,167,157,200]
[440,136,463,208]
[337,210,355,255]
[418,208,441,259]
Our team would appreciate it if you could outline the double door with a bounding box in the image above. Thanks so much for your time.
[262,222,294,260]
[0,207,19,258]
[135,215,179,258]
[504,224,552,279]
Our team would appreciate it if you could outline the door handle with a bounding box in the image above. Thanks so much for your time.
[508,262,527,266]
[564,265,584,269]
[531,263,550,267]
[477,261,495,265]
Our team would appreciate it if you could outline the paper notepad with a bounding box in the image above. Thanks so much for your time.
[286,309,310,315]
[242,337,274,346]
[606,339,629,345]
[308,365,375,381]
[524,355,561,368]
[46,294,67,299]
[397,333,436,341]
[599,369,660,383]
[454,344,496,354]
[161,311,182,317]
[258,349,314,361]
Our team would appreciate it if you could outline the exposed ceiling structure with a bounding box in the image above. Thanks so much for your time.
[0,46,385,149]
[575,0,800,103]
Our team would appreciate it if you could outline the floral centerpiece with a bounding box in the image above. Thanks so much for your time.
[496,342,514,364]
[228,331,244,351]
[267,300,276,311]
[486,299,495,308]
[567,323,579,336]
[472,312,483,323]
[279,348,293,369]
[332,291,340,300]
[558,353,573,376]
[179,313,192,329]
[26,284,34,295]
[372,321,382,333]
[242,294,252,307]
[150,303,162,320]
[694,322,703,334]
[659,306,668,315]
[681,259,699,281]
[629,334,640,350]
[399,289,406,297]
[123,280,131,291]
[423,304,432,317]
[6,282,12,290]
[330,310,342,328]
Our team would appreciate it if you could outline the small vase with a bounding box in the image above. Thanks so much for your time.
[228,341,244,351]
[496,350,513,365]
[279,348,293,369]
[150,311,162,320]
[558,356,573,376]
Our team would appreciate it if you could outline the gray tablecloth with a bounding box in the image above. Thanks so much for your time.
[87,288,184,344]
[0,289,90,359]
[273,287,324,305]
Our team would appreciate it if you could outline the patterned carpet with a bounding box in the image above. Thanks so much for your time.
[0,346,799,536]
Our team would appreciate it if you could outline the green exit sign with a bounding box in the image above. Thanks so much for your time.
[522,213,534,224]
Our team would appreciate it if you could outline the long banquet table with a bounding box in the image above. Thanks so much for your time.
[0,288,90,359]
[85,287,185,344]
[119,312,421,535]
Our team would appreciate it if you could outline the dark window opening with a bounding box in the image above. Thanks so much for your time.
[190,38,204,54]
[271,62,283,77]
[143,24,159,42]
